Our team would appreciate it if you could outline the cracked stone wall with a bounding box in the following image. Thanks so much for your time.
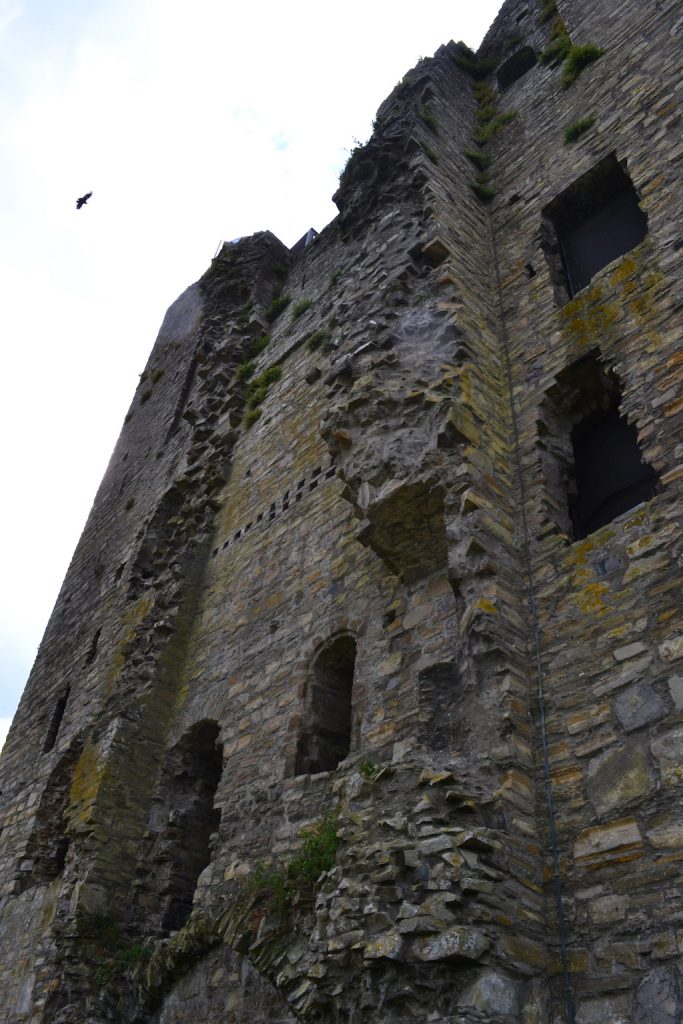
[0,1,681,1022]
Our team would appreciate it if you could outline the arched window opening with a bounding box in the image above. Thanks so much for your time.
[138,721,223,934]
[539,353,660,540]
[497,46,537,90]
[43,686,70,753]
[295,635,356,776]
[542,154,648,300]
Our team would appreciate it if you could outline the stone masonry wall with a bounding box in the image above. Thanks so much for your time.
[483,0,683,1020]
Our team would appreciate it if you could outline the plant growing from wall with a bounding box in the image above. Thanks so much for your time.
[265,293,291,322]
[76,912,149,987]
[452,41,498,80]
[538,0,558,24]
[564,116,595,143]
[338,137,368,188]
[235,360,255,382]
[359,758,381,780]
[242,810,339,917]
[539,16,571,65]
[561,44,604,87]
[538,9,604,87]
[243,365,282,428]
[462,76,518,203]
[138,366,165,404]
[305,327,332,353]
[291,298,313,321]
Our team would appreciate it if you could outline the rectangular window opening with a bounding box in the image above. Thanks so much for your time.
[542,154,648,300]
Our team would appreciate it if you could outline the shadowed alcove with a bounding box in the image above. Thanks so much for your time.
[295,635,357,775]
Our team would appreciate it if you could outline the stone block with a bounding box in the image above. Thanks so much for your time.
[635,967,680,1024]
[460,969,521,1015]
[574,818,643,866]
[668,674,683,710]
[410,925,490,962]
[613,641,649,662]
[651,726,683,786]
[659,635,683,663]
[614,682,666,731]
[576,994,631,1024]
[363,929,403,960]
[587,739,653,814]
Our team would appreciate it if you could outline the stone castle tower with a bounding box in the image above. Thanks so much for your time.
[1,0,681,1021]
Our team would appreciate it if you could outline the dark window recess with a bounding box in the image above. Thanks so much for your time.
[418,663,459,750]
[544,154,647,298]
[135,721,223,935]
[570,410,659,539]
[84,629,101,666]
[295,636,356,776]
[21,743,82,889]
[497,46,537,90]
[539,352,660,540]
[43,687,70,753]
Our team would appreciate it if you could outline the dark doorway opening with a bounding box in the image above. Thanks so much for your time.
[295,635,356,775]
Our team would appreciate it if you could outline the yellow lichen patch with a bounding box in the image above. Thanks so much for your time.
[624,506,651,529]
[658,608,680,624]
[626,535,656,558]
[576,582,610,614]
[475,597,497,614]
[69,741,107,824]
[561,283,604,321]
[609,257,637,286]
[104,595,155,693]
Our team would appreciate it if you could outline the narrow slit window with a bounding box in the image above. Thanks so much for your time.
[543,154,648,299]
[43,687,70,753]
[295,635,356,775]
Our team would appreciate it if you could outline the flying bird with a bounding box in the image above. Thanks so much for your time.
[76,191,93,210]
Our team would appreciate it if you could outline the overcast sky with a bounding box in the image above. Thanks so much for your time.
[0,0,502,750]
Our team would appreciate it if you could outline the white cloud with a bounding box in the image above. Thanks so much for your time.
[0,1,21,35]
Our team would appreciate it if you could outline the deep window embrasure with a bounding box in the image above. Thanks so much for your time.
[538,353,659,540]
[543,154,647,299]
[43,687,70,753]
[497,47,537,90]
[295,635,356,776]
[138,721,223,934]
